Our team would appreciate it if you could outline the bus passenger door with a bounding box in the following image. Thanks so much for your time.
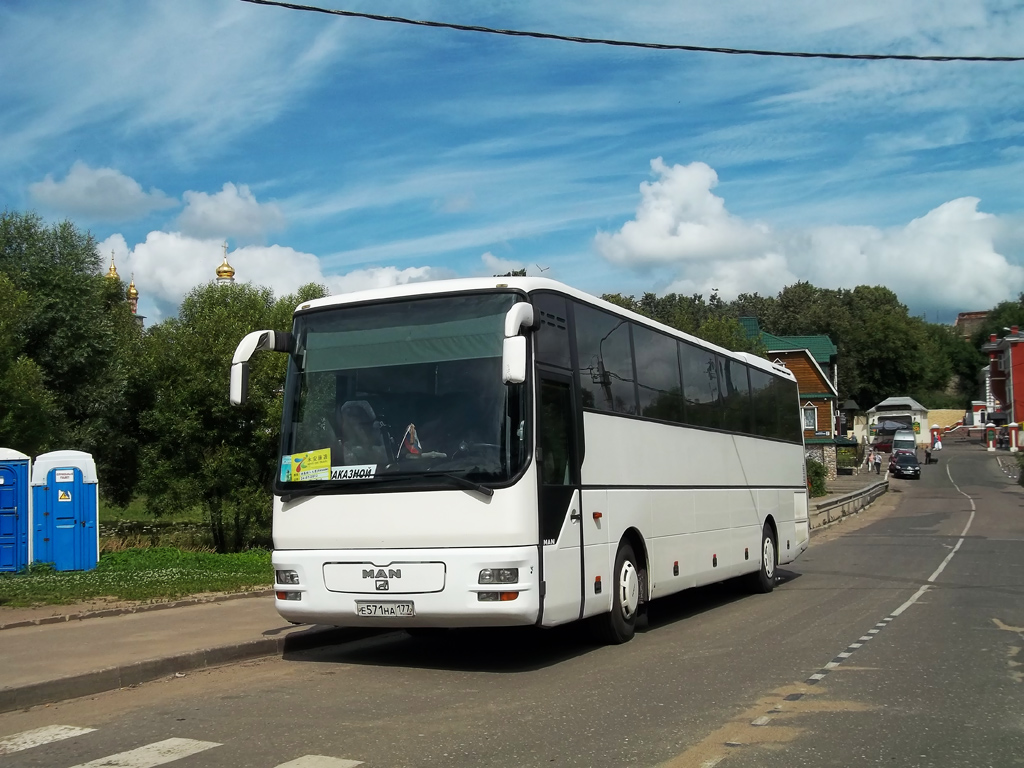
[537,370,583,626]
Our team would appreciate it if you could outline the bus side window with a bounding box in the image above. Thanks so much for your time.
[540,379,572,486]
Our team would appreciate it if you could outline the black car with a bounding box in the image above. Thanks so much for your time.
[891,452,921,479]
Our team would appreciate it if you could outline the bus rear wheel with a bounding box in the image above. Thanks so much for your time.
[746,524,777,594]
[592,542,640,644]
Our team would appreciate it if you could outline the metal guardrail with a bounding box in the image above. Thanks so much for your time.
[809,479,888,529]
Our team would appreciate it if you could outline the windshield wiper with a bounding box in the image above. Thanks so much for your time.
[422,472,494,497]
[280,479,375,503]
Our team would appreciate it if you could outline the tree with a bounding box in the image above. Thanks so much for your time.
[971,297,1024,348]
[138,281,328,551]
[0,211,144,493]
[602,291,763,354]
[0,273,56,454]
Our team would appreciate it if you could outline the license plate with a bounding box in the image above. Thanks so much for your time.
[355,601,415,617]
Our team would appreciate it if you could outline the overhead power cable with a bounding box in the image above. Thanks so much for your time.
[239,0,1024,63]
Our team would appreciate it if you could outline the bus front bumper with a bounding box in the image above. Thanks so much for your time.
[271,546,540,628]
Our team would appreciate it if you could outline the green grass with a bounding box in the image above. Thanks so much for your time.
[0,547,272,607]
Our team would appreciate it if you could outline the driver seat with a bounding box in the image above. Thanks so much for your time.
[338,400,392,465]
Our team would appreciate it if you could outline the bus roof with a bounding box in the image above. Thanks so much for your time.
[295,277,794,381]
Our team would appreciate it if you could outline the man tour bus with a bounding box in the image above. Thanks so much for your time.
[231,277,809,644]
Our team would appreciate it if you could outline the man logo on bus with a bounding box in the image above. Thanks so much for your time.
[376,580,389,591]
[363,568,402,579]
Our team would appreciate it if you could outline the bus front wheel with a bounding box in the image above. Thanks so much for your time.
[746,524,777,594]
[592,542,640,644]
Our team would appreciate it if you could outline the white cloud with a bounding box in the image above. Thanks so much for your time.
[481,252,525,275]
[29,162,177,221]
[178,183,285,241]
[599,158,1024,313]
[328,266,439,295]
[595,158,771,266]
[96,230,442,319]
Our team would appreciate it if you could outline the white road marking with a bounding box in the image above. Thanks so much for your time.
[0,725,97,755]
[700,758,725,768]
[68,738,220,768]
[751,716,772,726]
[809,673,826,680]
[275,758,363,768]
[891,584,931,616]
[927,463,977,583]
[806,456,981,685]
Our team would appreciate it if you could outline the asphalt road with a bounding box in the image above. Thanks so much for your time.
[2,443,1022,768]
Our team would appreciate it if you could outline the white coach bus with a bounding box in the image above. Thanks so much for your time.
[231,277,809,643]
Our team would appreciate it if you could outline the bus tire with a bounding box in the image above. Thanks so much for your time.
[746,524,777,594]
[592,542,640,644]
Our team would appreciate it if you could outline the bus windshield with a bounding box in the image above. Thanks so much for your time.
[277,292,528,494]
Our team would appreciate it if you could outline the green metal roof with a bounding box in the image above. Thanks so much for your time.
[739,317,837,364]
[770,335,838,364]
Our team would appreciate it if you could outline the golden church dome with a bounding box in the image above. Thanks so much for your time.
[105,251,120,280]
[216,242,236,282]
[216,256,235,279]
[127,277,139,299]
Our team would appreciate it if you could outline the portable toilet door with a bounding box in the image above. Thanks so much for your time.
[0,449,31,572]
[31,450,99,571]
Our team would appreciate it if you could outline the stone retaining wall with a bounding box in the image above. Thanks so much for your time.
[809,479,888,529]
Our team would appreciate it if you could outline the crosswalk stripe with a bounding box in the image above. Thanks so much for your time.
[274,758,363,768]
[0,725,97,755]
[68,738,221,768]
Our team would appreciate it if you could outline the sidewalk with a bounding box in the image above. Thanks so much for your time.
[825,466,887,496]
[0,593,353,714]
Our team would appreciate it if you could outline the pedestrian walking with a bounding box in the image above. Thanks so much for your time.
[873,451,882,474]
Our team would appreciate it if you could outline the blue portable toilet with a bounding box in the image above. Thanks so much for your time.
[0,448,32,572]
[32,450,99,571]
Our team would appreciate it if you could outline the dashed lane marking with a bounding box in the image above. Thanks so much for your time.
[274,757,363,767]
[798,458,977,688]
[0,725,97,755]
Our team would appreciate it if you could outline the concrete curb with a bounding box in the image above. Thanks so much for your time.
[0,589,274,631]
[0,624,357,715]
[809,478,888,530]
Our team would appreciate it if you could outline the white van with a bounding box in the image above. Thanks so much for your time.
[892,429,917,453]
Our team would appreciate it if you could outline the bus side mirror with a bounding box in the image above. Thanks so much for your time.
[503,336,527,384]
[502,303,536,385]
[230,330,292,405]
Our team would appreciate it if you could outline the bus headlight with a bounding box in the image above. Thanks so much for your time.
[479,568,518,584]
[276,570,300,585]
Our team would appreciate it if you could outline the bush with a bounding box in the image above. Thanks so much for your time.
[806,458,828,497]
[836,449,859,469]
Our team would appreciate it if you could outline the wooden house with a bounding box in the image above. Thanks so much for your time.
[741,319,840,478]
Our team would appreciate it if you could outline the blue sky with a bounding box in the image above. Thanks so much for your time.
[3,0,1023,323]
